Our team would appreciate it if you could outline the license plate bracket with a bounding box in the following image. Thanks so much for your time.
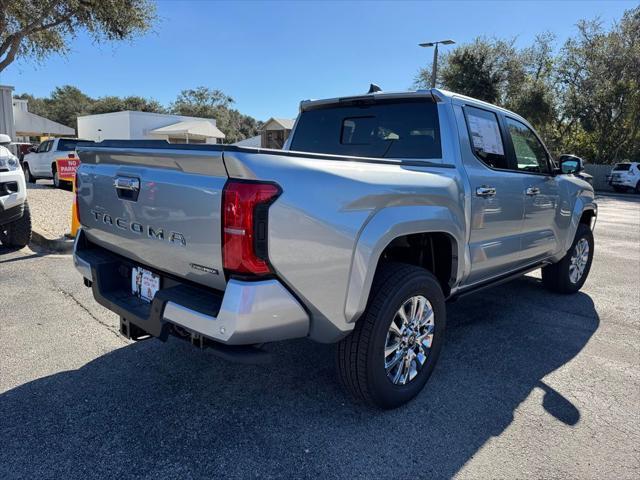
[131,266,161,303]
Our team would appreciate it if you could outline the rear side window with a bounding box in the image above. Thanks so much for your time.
[290,100,441,159]
[613,163,631,171]
[463,106,507,169]
[57,139,91,151]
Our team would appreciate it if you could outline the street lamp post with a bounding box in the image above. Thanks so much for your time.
[419,39,455,88]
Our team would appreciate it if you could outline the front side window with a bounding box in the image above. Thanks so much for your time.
[464,106,507,169]
[37,141,49,153]
[290,100,441,159]
[505,118,550,174]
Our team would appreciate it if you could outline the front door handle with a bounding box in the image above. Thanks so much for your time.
[525,186,540,196]
[476,186,497,197]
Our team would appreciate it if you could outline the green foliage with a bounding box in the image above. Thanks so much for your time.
[15,85,262,143]
[170,86,262,143]
[89,96,166,115]
[0,0,156,73]
[414,6,640,164]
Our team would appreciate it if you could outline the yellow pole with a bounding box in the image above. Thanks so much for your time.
[70,176,80,237]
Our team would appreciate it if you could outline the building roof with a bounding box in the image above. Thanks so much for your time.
[262,117,295,130]
[149,119,225,139]
[232,135,261,147]
[13,108,75,136]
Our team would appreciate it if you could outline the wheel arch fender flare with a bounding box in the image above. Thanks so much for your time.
[564,194,597,253]
[344,205,464,324]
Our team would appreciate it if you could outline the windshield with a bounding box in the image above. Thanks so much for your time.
[613,163,631,171]
[290,99,441,159]
[57,139,92,151]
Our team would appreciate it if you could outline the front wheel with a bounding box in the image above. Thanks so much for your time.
[0,201,32,248]
[542,223,594,294]
[612,185,627,193]
[23,163,35,184]
[336,263,446,409]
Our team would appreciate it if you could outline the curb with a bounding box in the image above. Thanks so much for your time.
[30,228,74,253]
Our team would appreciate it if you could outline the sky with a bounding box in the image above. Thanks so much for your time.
[0,0,636,121]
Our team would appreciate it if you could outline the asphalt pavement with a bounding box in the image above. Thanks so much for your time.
[0,194,638,479]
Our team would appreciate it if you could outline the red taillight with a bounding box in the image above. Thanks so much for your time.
[222,180,281,276]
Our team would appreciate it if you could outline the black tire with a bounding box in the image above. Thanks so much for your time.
[23,163,35,184]
[0,201,32,248]
[52,166,60,189]
[336,263,446,409]
[612,185,627,193]
[635,181,640,194]
[542,223,594,294]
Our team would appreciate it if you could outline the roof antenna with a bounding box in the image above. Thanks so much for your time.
[367,83,382,94]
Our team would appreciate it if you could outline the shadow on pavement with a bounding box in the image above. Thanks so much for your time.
[0,276,599,478]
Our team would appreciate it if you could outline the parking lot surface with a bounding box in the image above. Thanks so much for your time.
[26,180,73,238]
[0,195,638,479]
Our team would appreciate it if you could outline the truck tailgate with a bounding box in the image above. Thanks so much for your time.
[76,144,228,290]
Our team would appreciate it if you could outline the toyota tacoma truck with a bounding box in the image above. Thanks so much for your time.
[0,134,32,248]
[73,89,597,409]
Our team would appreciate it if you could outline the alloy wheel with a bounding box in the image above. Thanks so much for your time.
[569,238,589,284]
[384,295,435,385]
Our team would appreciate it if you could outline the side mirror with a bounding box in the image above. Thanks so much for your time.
[560,156,584,174]
[0,133,11,146]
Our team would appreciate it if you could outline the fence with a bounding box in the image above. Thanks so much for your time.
[584,164,615,192]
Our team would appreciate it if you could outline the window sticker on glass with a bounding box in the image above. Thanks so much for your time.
[467,114,504,156]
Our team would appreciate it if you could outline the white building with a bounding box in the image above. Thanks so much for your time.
[77,111,225,144]
[1,85,75,145]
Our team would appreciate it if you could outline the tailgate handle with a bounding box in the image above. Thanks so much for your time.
[114,176,140,192]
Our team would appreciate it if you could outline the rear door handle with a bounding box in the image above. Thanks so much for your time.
[525,186,540,196]
[476,186,497,197]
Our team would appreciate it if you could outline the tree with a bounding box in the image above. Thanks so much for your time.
[90,95,165,115]
[555,7,640,163]
[169,87,234,117]
[45,85,93,128]
[170,87,261,143]
[415,37,522,105]
[0,0,156,73]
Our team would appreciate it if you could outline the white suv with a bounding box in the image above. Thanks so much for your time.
[608,162,640,193]
[22,137,90,188]
[0,134,31,248]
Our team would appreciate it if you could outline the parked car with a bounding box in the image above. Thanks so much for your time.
[558,154,593,185]
[0,134,32,248]
[22,137,92,189]
[607,161,640,193]
[73,88,597,409]
[9,142,35,162]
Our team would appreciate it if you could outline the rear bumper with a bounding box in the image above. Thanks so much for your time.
[73,229,309,345]
[608,176,635,187]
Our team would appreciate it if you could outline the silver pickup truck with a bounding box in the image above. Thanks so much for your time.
[73,89,597,409]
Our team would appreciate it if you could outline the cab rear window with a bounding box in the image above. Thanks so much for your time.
[290,100,441,159]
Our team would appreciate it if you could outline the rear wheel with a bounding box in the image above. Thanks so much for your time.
[336,263,446,409]
[542,223,594,294]
[0,201,32,248]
